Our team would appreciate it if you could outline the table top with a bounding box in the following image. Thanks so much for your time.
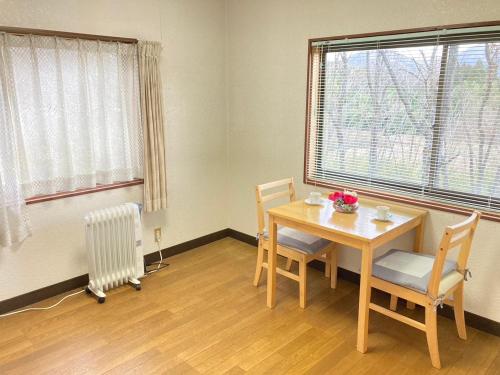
[267,196,427,242]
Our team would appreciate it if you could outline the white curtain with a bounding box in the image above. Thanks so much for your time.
[0,33,143,246]
[2,33,143,198]
[0,35,31,247]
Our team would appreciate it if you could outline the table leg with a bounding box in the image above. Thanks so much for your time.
[407,217,426,310]
[357,244,373,353]
[414,216,425,253]
[266,215,278,308]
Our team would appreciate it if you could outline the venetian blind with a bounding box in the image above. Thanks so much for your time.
[305,26,500,212]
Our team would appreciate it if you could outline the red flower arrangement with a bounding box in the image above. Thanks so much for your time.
[328,190,359,213]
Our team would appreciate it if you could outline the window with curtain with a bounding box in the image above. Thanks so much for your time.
[1,33,143,199]
[305,25,500,213]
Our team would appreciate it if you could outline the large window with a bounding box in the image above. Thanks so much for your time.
[305,24,500,214]
[0,32,143,199]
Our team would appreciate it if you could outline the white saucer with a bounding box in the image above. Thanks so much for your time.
[305,198,324,206]
[371,213,393,222]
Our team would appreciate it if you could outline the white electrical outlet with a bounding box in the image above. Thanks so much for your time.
[154,228,162,243]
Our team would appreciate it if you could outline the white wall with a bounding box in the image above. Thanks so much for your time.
[1,0,499,324]
[0,0,228,301]
[225,0,500,322]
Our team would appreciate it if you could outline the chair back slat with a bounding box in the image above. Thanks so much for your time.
[427,211,481,298]
[261,190,291,203]
[255,178,295,235]
[257,178,296,192]
[448,229,471,249]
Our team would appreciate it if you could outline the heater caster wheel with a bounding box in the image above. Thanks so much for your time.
[85,287,92,294]
[134,284,142,291]
[98,297,106,304]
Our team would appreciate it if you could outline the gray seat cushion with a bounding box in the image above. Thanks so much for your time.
[372,249,457,294]
[263,227,331,255]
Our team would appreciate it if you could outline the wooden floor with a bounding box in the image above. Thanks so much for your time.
[0,238,498,374]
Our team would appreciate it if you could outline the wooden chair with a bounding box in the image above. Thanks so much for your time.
[253,178,337,308]
[369,211,481,369]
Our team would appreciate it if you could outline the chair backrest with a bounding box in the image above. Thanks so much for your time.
[255,178,296,235]
[427,211,481,298]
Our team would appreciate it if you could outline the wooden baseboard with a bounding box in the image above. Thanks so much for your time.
[0,228,230,315]
[224,228,499,337]
[2,227,498,338]
[144,228,230,265]
[226,228,257,246]
[309,255,499,337]
[0,274,89,315]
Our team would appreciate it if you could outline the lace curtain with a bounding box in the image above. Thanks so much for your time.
[0,35,31,247]
[0,33,143,247]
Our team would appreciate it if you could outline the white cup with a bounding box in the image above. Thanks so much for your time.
[309,192,322,204]
[376,205,390,221]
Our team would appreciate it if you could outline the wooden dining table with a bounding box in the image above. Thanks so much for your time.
[266,196,428,353]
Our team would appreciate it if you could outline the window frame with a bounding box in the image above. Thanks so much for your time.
[303,20,500,222]
[25,179,144,205]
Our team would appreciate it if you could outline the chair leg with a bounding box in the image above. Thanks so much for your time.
[453,282,467,340]
[299,257,307,308]
[425,306,441,369]
[285,258,293,272]
[324,253,331,278]
[253,241,264,287]
[330,248,337,289]
[390,295,398,311]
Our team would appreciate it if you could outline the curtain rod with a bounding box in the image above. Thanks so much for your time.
[0,26,138,44]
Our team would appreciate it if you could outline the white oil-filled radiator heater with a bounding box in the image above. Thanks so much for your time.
[84,203,144,303]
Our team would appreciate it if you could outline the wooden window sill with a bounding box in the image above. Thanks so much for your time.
[25,179,144,205]
[304,178,500,223]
